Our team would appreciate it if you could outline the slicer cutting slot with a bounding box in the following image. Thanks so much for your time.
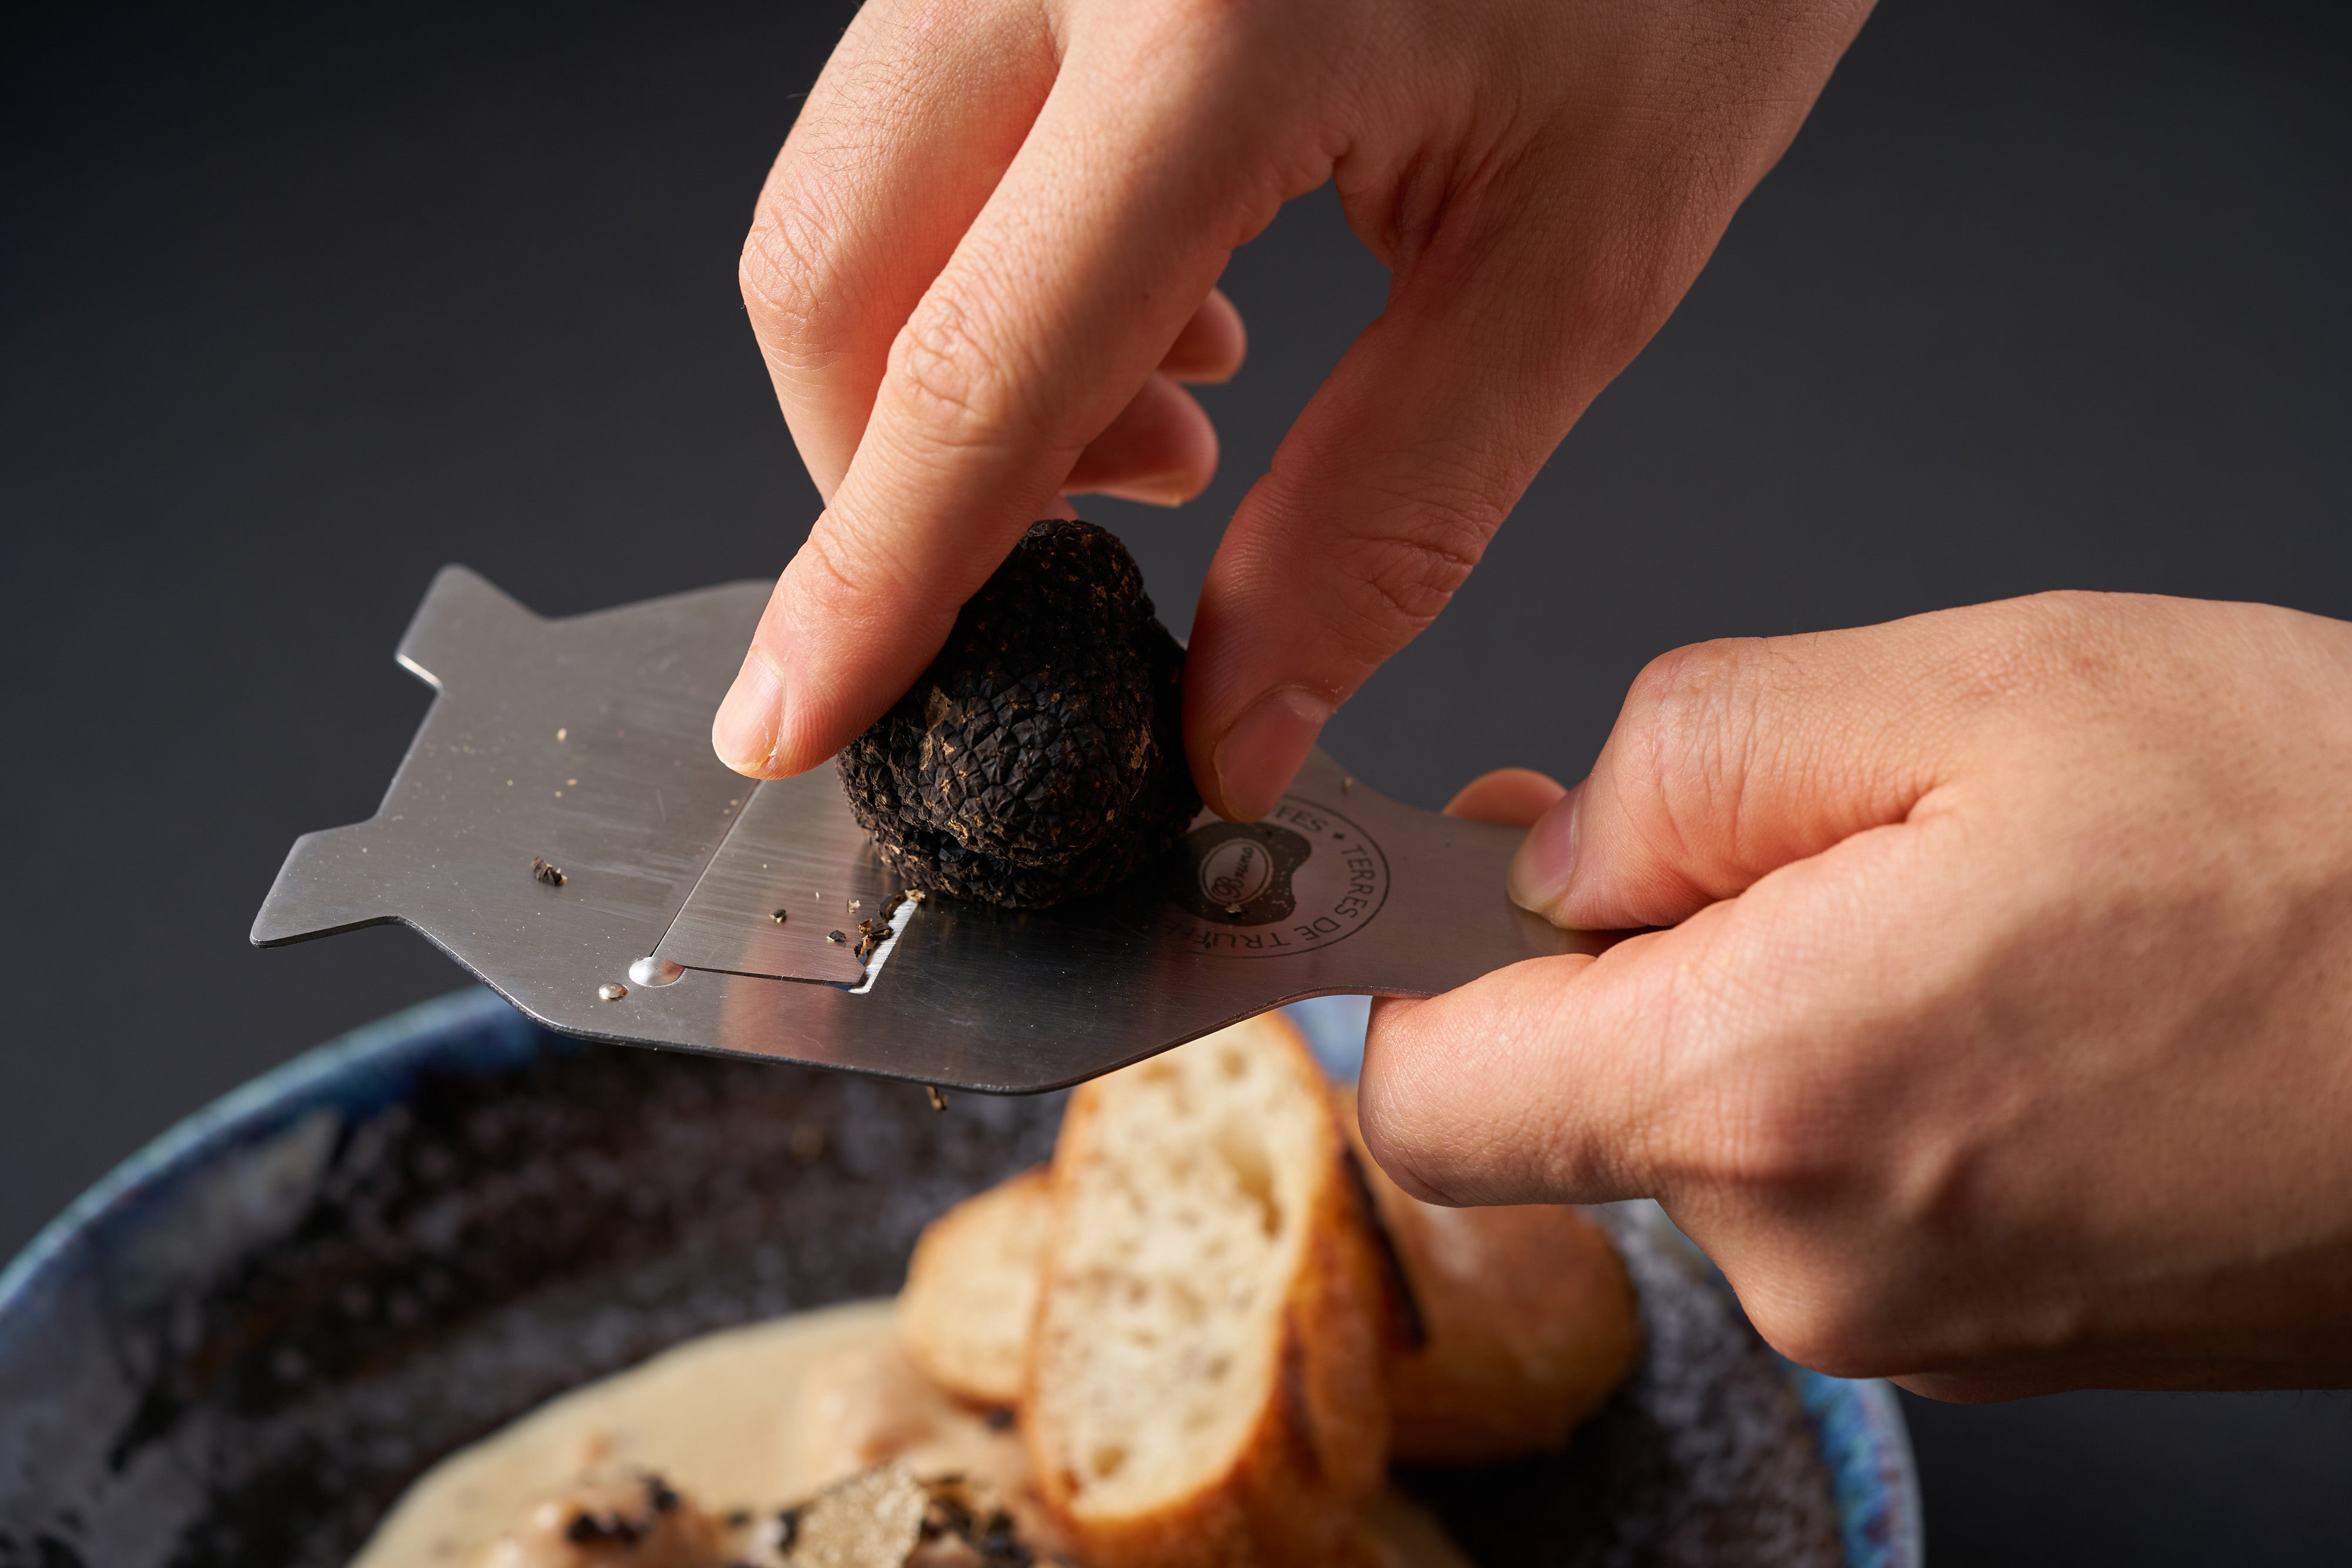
[649,770,896,987]
[846,895,921,995]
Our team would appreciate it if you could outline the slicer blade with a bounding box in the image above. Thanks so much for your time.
[253,566,1606,1092]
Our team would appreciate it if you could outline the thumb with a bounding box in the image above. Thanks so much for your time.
[1507,617,1989,932]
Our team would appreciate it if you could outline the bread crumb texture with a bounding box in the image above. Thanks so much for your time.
[901,1169,1053,1408]
[1027,1014,1391,1567]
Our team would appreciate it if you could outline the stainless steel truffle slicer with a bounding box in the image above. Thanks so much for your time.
[254,568,1606,1092]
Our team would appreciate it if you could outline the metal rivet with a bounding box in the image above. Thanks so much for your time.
[627,957,683,988]
[597,982,627,1001]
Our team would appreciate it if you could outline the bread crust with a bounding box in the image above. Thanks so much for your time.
[1025,1015,1394,1568]
[1342,1094,1639,1464]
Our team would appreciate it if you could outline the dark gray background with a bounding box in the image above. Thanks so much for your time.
[5,0,2349,1561]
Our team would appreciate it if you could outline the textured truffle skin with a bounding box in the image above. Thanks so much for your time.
[837,520,1202,908]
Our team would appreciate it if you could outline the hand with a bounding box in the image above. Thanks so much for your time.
[1358,592,2352,1398]
[714,0,1876,817]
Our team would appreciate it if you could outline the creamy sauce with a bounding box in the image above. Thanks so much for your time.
[352,1299,1469,1568]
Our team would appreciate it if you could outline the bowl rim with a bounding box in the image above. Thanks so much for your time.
[0,987,519,1322]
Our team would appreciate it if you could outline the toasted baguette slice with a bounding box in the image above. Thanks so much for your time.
[1025,1012,1392,1568]
[1342,1091,1639,1465]
[899,1167,1053,1406]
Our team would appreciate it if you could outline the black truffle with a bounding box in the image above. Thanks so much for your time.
[837,519,1201,908]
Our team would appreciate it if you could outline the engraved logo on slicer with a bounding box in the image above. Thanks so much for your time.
[1162,797,1390,957]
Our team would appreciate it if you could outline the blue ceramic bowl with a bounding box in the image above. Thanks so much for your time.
[1,990,1919,1568]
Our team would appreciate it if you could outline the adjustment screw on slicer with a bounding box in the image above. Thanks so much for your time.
[627,957,684,988]
[597,982,627,1001]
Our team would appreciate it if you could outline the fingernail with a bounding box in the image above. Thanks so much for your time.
[1506,783,1582,921]
[1213,686,1334,821]
[712,649,786,775]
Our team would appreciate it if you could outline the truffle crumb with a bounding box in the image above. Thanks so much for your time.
[531,857,567,887]
[527,1470,718,1560]
[837,520,1200,908]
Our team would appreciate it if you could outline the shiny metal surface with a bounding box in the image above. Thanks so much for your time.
[255,567,1608,1092]
[653,769,888,985]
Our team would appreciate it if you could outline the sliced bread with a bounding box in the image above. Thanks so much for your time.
[898,1167,1053,1407]
[1025,1012,1393,1567]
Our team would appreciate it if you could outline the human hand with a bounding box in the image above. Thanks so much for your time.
[714,0,1876,817]
[1358,592,2352,1398]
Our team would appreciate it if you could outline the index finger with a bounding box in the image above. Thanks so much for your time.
[713,24,1296,779]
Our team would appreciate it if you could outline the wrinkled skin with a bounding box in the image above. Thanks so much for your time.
[1360,593,2352,1400]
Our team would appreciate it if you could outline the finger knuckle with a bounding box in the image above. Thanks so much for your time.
[739,185,843,370]
[886,287,1030,454]
[786,517,909,637]
[1337,527,1474,641]
[1325,466,1508,658]
[1615,637,1779,858]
